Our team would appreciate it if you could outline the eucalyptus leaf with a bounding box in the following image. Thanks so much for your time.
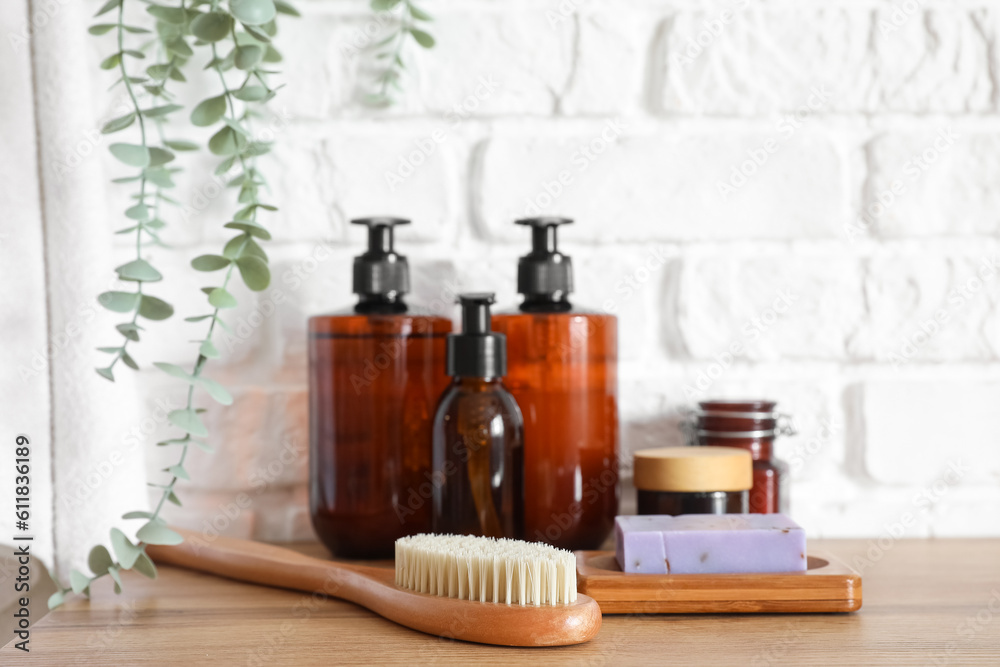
[122,511,156,520]
[168,408,208,436]
[147,5,187,24]
[230,0,277,26]
[200,339,220,359]
[222,235,247,259]
[191,11,233,42]
[109,143,151,168]
[108,565,123,590]
[88,545,114,576]
[148,147,176,166]
[166,37,193,58]
[191,95,227,127]
[215,156,236,176]
[96,366,114,381]
[146,63,172,80]
[116,323,141,341]
[121,351,138,370]
[136,522,184,546]
[47,591,66,610]
[233,85,268,101]
[224,221,271,240]
[144,167,175,188]
[409,5,432,21]
[198,377,233,405]
[165,464,190,480]
[274,0,300,16]
[133,552,158,580]
[101,113,136,134]
[235,255,270,291]
[243,237,268,262]
[242,24,271,43]
[110,528,142,569]
[263,45,282,63]
[124,203,150,221]
[94,0,121,18]
[70,570,91,594]
[138,295,174,321]
[99,52,121,70]
[167,491,182,506]
[235,45,264,70]
[409,28,435,48]
[153,361,194,382]
[116,259,162,282]
[223,117,251,136]
[208,126,247,156]
[370,0,401,10]
[164,139,198,152]
[208,287,238,309]
[142,104,183,118]
[98,291,140,313]
[191,254,231,271]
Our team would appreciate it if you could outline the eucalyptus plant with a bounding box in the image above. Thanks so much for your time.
[367,0,435,106]
[49,0,434,610]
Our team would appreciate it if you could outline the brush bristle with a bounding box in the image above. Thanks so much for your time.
[395,534,578,606]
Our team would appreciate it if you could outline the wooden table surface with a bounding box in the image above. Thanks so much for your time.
[4,539,999,665]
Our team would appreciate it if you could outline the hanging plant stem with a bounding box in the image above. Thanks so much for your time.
[95,0,179,381]
[368,0,435,106]
[51,0,292,610]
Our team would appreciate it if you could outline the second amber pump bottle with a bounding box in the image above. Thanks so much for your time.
[493,217,619,550]
[431,294,525,539]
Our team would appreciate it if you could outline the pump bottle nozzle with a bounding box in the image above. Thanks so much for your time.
[351,217,411,312]
[447,293,506,378]
[513,217,574,311]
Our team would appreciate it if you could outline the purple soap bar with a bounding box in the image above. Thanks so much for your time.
[615,514,807,574]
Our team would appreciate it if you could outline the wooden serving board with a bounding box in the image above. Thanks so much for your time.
[575,550,862,614]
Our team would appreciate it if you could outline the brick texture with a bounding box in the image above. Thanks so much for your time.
[88,1,1000,540]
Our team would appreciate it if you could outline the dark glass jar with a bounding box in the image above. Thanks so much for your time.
[637,489,746,516]
[633,446,751,517]
[687,400,794,514]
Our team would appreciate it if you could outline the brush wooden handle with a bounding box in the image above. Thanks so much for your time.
[146,528,601,647]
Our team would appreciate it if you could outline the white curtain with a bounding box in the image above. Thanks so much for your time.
[1,0,149,584]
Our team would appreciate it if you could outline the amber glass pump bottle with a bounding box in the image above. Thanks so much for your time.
[432,294,525,539]
[308,217,451,558]
[492,217,619,550]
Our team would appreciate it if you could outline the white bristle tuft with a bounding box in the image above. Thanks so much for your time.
[395,534,578,605]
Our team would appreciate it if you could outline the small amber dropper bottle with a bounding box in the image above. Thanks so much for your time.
[431,293,525,539]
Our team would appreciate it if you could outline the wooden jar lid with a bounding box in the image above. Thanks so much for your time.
[633,446,752,492]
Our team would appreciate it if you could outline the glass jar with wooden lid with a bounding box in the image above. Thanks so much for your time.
[633,446,752,516]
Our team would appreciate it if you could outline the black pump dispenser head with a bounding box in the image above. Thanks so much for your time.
[447,293,506,378]
[351,217,410,310]
[515,217,573,310]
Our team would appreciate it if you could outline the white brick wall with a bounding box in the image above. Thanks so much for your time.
[96,0,1000,540]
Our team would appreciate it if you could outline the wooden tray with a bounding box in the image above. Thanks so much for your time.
[575,550,862,614]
